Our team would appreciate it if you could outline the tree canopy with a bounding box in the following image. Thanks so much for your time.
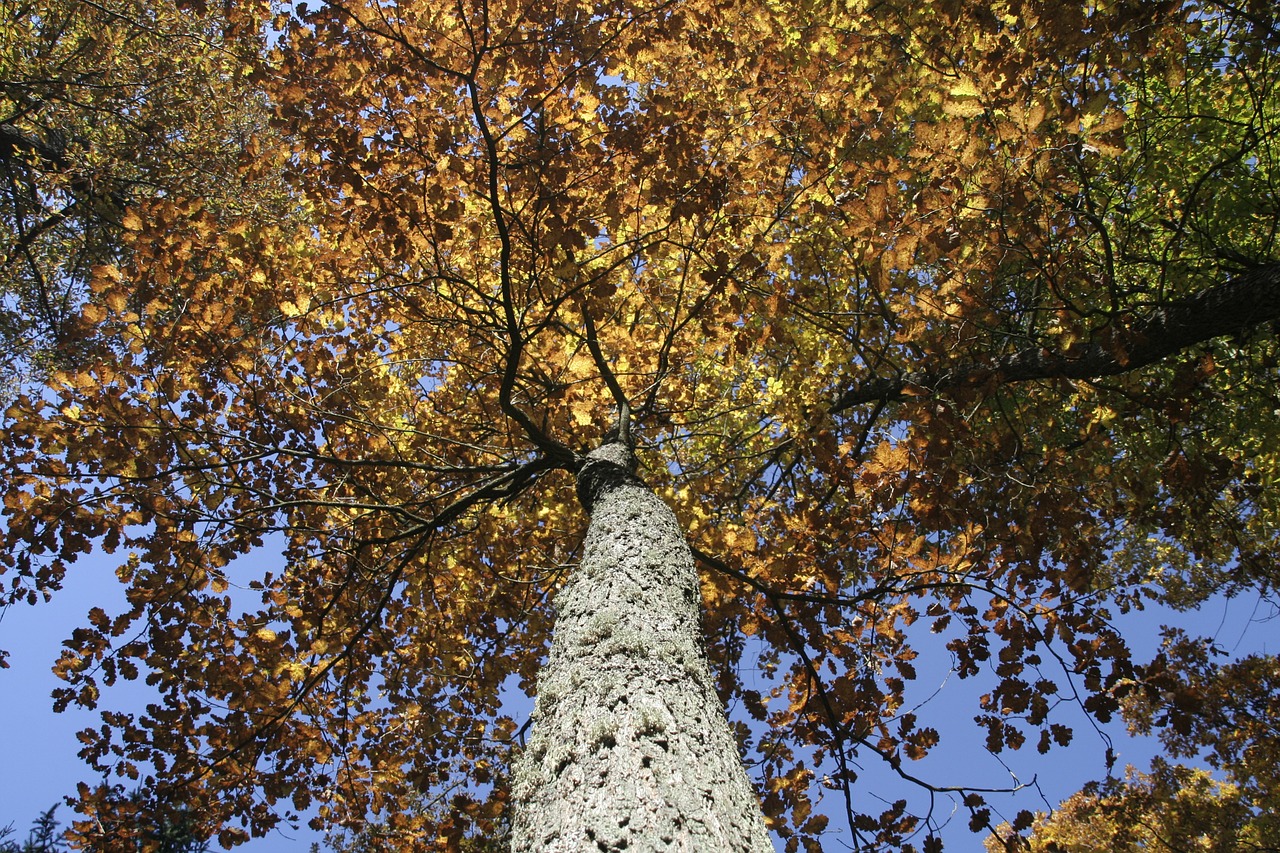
[0,0,288,392]
[987,761,1273,852]
[1,0,1277,849]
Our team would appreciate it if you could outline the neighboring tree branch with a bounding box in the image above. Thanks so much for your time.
[832,263,1280,413]
[0,123,71,171]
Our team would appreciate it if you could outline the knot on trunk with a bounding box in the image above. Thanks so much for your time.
[575,440,640,513]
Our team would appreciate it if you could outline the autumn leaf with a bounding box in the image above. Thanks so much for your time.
[1,0,1277,850]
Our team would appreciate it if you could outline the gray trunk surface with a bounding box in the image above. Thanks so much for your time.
[510,440,774,852]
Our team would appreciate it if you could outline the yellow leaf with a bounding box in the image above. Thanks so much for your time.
[1026,101,1046,130]
[1089,109,1126,135]
[570,398,595,426]
[91,265,123,292]
[943,99,985,119]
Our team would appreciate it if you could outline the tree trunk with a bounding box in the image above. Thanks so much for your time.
[510,440,774,852]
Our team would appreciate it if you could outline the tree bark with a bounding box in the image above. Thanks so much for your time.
[510,440,774,853]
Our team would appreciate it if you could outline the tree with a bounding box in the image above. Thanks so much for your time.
[72,786,213,853]
[986,630,1280,850]
[1,0,1278,849]
[0,0,289,396]
[509,428,774,850]
[1,797,209,853]
[318,791,508,853]
[0,807,63,853]
[984,761,1273,852]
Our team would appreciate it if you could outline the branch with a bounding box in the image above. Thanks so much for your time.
[832,263,1280,413]
[186,453,557,784]
[0,123,71,171]
[581,299,630,415]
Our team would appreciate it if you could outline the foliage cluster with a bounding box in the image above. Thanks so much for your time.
[0,0,1278,849]
[0,0,289,394]
[1,800,207,853]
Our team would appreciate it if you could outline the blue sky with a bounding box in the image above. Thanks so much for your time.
[0,547,326,851]
[2,544,1273,851]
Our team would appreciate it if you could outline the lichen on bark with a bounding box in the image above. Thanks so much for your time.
[510,439,774,852]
